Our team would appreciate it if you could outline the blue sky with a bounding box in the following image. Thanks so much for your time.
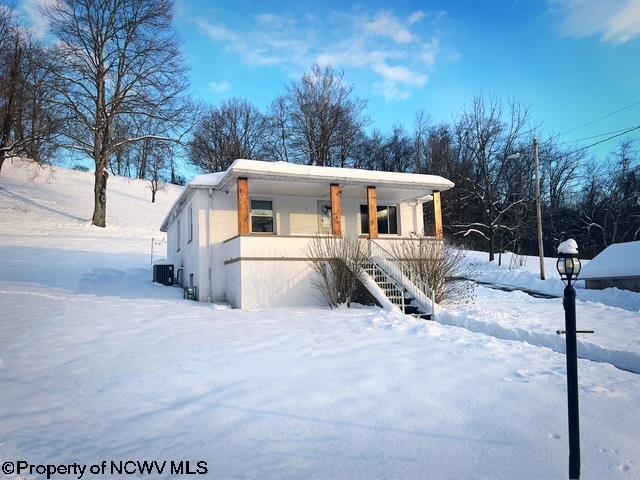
[21,0,640,159]
[174,0,640,158]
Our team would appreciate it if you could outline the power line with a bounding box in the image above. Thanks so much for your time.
[561,125,640,145]
[563,124,640,157]
[556,99,640,137]
[513,126,539,140]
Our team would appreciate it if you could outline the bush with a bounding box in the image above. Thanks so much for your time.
[306,236,367,308]
[71,164,90,172]
[390,237,475,305]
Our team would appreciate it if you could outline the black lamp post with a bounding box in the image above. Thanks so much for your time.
[556,239,582,480]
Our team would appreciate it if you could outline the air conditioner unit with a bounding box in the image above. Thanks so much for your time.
[153,264,174,286]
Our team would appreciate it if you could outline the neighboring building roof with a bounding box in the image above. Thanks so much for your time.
[579,241,640,280]
[161,159,455,232]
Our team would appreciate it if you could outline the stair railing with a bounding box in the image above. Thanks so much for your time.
[368,240,437,319]
[345,238,405,313]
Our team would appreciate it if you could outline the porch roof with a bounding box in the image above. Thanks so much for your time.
[161,159,454,231]
[191,159,455,193]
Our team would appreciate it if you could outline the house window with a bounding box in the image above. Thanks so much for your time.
[360,204,398,235]
[188,205,193,243]
[251,199,274,233]
[176,218,181,251]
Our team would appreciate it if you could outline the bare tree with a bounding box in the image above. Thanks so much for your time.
[0,10,61,172]
[579,141,640,250]
[306,236,367,308]
[450,96,531,261]
[540,139,582,246]
[188,98,267,173]
[263,95,290,163]
[351,126,414,173]
[285,64,367,167]
[390,238,474,304]
[146,142,171,202]
[0,14,21,172]
[413,109,431,173]
[43,0,191,226]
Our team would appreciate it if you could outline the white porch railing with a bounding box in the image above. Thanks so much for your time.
[369,240,437,319]
[353,246,405,314]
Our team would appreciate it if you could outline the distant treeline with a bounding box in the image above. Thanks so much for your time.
[186,67,639,260]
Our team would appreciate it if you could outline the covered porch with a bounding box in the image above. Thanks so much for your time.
[222,173,446,242]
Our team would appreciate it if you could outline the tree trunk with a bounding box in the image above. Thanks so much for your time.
[0,152,6,174]
[92,165,108,227]
[488,225,495,262]
[151,188,156,203]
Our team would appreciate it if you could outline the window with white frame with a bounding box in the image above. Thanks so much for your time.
[250,199,274,233]
[360,204,398,235]
[188,205,193,242]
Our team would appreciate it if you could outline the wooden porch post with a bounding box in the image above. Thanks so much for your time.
[433,191,443,240]
[237,177,250,236]
[367,186,378,239]
[330,183,342,237]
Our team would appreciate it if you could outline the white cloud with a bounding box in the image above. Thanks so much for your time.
[420,38,440,67]
[208,81,231,93]
[196,21,236,42]
[408,11,426,25]
[549,0,640,44]
[363,11,415,44]
[196,8,452,102]
[20,0,54,39]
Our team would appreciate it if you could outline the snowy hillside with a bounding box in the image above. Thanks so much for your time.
[1,161,639,479]
[0,158,182,239]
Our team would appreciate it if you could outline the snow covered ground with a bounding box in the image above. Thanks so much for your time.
[1,160,640,479]
[456,251,640,373]
[465,250,640,312]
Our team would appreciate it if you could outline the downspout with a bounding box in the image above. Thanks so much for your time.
[207,188,213,302]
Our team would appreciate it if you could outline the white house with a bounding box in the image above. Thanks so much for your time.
[160,159,454,312]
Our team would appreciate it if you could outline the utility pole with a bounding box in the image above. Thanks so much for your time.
[534,138,546,280]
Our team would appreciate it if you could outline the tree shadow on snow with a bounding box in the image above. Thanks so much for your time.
[0,245,182,301]
[0,186,87,223]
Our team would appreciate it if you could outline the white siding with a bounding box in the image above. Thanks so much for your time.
[164,187,430,307]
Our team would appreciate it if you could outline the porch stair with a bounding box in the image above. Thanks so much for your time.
[365,240,437,320]
[357,251,434,320]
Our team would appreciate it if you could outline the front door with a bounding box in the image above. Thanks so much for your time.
[317,200,332,234]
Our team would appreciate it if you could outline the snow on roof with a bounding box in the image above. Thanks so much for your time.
[162,159,454,231]
[190,159,455,190]
[190,171,226,187]
[579,241,640,280]
[558,238,579,255]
